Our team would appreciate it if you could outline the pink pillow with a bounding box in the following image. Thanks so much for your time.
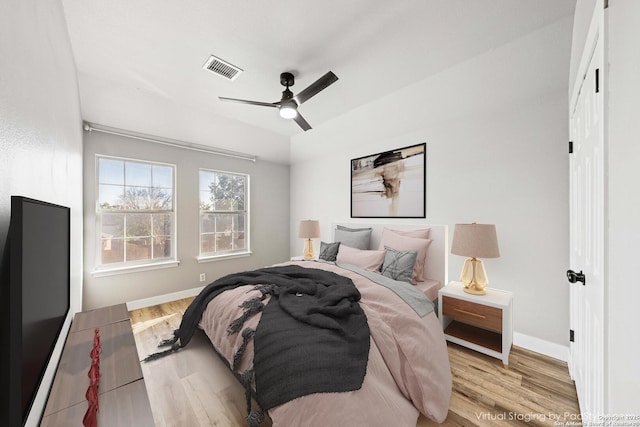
[336,245,386,272]
[383,227,430,240]
[379,228,432,282]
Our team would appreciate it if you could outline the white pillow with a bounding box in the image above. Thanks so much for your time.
[336,245,386,272]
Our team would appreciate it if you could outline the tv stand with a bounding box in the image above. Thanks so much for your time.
[40,304,154,426]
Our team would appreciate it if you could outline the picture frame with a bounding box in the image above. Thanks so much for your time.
[350,143,426,218]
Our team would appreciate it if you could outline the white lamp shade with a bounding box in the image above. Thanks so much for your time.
[451,223,500,258]
[298,220,320,239]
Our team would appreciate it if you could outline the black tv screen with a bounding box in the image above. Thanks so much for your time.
[1,196,70,425]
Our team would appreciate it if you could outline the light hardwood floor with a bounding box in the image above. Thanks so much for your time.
[130,298,580,427]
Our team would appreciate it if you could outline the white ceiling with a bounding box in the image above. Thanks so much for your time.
[61,0,576,163]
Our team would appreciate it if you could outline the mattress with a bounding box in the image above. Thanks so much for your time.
[415,278,441,302]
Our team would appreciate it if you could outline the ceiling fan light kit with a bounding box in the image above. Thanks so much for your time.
[219,70,338,131]
[279,101,298,119]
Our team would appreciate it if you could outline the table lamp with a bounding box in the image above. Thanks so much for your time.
[298,220,320,259]
[451,223,500,295]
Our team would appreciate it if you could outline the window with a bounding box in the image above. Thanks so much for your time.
[199,169,249,258]
[96,156,176,270]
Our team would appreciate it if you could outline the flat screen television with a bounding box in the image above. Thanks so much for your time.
[0,196,71,426]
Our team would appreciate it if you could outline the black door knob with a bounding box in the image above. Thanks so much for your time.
[566,269,586,285]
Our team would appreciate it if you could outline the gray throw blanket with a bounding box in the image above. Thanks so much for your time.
[143,265,370,426]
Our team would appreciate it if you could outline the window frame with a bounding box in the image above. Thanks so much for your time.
[93,155,178,275]
[197,168,251,262]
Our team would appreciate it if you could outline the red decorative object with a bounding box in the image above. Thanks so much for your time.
[83,328,101,427]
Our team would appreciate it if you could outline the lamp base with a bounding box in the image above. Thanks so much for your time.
[460,257,489,296]
[302,238,315,260]
[463,283,487,295]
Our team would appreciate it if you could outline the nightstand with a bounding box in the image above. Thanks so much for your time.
[438,282,513,367]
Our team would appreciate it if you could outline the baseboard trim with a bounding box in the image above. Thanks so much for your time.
[513,332,569,362]
[126,286,203,311]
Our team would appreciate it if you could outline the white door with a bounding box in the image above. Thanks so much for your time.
[568,4,605,420]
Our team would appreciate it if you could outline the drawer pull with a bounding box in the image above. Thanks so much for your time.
[454,308,486,319]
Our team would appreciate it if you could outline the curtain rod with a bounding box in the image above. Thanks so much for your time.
[83,123,257,162]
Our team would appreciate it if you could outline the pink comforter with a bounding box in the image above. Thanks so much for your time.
[199,261,451,426]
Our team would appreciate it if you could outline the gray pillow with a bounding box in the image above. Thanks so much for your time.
[381,246,417,284]
[319,241,340,262]
[336,225,372,232]
[334,227,372,250]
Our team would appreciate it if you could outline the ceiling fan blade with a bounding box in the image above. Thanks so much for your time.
[294,71,338,105]
[219,97,278,108]
[293,112,312,131]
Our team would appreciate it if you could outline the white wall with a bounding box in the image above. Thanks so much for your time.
[290,17,573,351]
[0,0,83,424]
[82,130,290,309]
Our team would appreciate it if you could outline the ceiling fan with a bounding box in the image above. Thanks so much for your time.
[219,71,338,131]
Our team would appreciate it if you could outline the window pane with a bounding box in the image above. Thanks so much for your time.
[98,158,124,185]
[152,213,172,237]
[215,214,234,232]
[101,213,124,239]
[149,187,172,210]
[215,233,232,252]
[201,213,215,233]
[214,198,237,211]
[202,171,246,211]
[126,214,151,237]
[99,184,125,209]
[125,237,151,261]
[118,187,173,211]
[152,165,173,189]
[153,237,171,259]
[101,238,124,264]
[125,162,152,187]
[122,187,150,210]
[233,232,246,250]
[235,177,246,211]
[200,191,212,211]
[199,171,215,190]
[201,234,215,254]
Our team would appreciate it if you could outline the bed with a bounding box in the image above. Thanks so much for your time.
[150,223,452,426]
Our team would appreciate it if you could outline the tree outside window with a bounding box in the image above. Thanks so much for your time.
[199,169,249,257]
[97,157,175,267]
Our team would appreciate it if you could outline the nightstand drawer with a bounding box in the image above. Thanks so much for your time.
[442,296,502,332]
